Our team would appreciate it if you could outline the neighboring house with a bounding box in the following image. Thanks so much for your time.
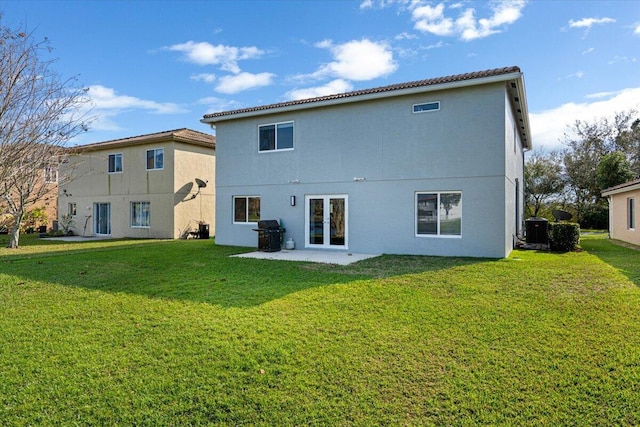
[602,178,640,246]
[1,156,59,234]
[201,66,531,258]
[59,128,215,239]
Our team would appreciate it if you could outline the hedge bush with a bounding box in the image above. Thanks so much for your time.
[549,222,580,252]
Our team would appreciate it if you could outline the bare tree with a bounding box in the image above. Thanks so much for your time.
[1,17,91,248]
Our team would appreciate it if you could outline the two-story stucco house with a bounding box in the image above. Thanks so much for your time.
[602,178,640,246]
[59,128,216,239]
[201,67,532,258]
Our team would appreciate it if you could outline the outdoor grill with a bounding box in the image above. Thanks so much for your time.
[253,220,284,252]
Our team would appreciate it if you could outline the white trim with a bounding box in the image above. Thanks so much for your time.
[603,182,640,197]
[305,194,348,250]
[415,191,462,238]
[94,202,111,235]
[258,121,294,153]
[146,148,164,171]
[232,195,261,224]
[130,201,151,228]
[107,152,123,174]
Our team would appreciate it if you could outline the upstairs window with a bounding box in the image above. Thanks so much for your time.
[146,148,164,170]
[413,101,440,113]
[44,166,58,183]
[259,121,294,152]
[108,153,123,173]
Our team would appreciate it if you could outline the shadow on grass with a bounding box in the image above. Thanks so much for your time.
[581,236,640,287]
[1,237,487,308]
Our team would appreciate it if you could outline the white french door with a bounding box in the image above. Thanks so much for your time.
[305,195,348,249]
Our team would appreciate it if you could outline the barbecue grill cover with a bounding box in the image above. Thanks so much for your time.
[257,220,280,230]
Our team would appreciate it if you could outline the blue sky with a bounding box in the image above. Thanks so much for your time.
[2,0,639,151]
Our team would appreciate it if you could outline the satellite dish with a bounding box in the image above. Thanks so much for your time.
[552,209,572,222]
[195,178,207,188]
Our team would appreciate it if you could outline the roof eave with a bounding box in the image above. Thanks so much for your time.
[201,71,524,125]
[71,133,214,153]
[602,181,640,197]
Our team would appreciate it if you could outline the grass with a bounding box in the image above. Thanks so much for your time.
[1,234,640,425]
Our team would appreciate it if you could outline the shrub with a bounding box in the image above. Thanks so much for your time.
[549,222,580,252]
[59,214,75,235]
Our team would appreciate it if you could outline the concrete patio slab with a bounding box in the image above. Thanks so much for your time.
[231,250,381,265]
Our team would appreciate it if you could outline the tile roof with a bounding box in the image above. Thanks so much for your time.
[602,177,640,195]
[70,128,215,152]
[203,66,522,120]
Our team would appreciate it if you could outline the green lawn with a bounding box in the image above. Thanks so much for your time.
[1,234,639,425]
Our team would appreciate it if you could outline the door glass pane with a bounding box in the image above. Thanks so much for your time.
[329,198,345,246]
[309,198,324,245]
[95,203,110,234]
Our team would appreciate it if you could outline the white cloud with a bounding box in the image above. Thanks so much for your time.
[164,41,264,73]
[215,72,275,94]
[568,17,615,29]
[559,70,585,80]
[310,39,397,81]
[87,85,187,114]
[530,88,640,151]
[191,73,216,83]
[426,41,447,49]
[314,39,334,49]
[412,3,454,36]
[197,96,242,115]
[395,32,418,40]
[582,47,594,55]
[635,23,640,35]
[410,0,526,41]
[80,85,187,132]
[285,79,354,101]
[359,0,404,10]
[607,56,637,65]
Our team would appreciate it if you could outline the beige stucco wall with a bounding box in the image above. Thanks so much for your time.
[59,140,215,239]
[173,143,216,238]
[608,189,640,246]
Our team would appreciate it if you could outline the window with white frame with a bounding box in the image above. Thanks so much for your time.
[44,166,58,183]
[146,148,164,170]
[131,201,150,228]
[628,197,635,230]
[233,196,260,223]
[412,101,440,113]
[108,153,123,173]
[259,121,294,152]
[68,203,77,216]
[416,192,462,236]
